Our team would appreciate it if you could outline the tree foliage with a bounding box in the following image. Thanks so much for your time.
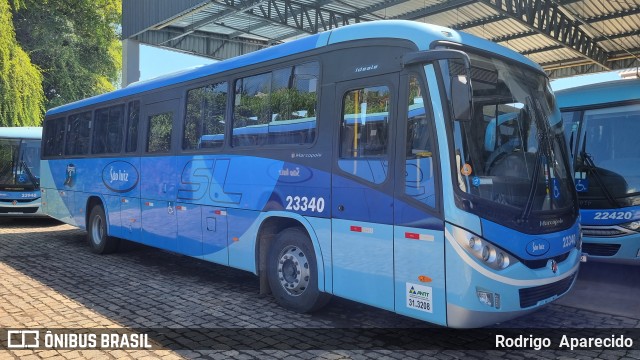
[12,0,122,109]
[0,0,44,126]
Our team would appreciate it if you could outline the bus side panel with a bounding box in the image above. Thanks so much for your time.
[393,225,446,326]
[227,208,261,272]
[176,202,203,257]
[103,194,122,236]
[140,155,177,251]
[201,206,228,265]
[331,218,394,311]
[40,160,77,225]
[306,217,332,293]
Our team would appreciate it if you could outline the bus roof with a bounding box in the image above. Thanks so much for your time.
[555,78,640,109]
[0,127,42,140]
[46,20,542,117]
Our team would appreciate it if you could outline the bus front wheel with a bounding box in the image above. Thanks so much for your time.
[267,227,331,313]
[87,205,119,254]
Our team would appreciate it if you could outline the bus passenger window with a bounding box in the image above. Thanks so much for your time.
[43,117,65,157]
[232,62,319,147]
[183,82,227,150]
[65,111,92,156]
[126,101,140,153]
[339,86,390,184]
[92,104,124,155]
[147,112,173,153]
[404,75,435,208]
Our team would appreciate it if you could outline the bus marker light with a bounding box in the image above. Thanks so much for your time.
[232,237,239,242]
[418,275,432,283]
[121,198,128,203]
[145,202,154,207]
[476,289,494,307]
[176,205,186,211]
[405,232,434,241]
[130,218,136,223]
[214,210,227,216]
[350,226,373,233]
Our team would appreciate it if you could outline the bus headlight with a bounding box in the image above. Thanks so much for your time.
[453,228,518,270]
[620,221,640,232]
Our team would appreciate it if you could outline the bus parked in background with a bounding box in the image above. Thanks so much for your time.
[41,20,580,328]
[557,78,640,264]
[0,127,43,216]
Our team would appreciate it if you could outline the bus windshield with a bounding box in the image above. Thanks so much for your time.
[572,104,640,207]
[446,52,575,231]
[0,138,41,189]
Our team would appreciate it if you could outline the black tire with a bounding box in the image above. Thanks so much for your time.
[87,205,119,254]
[267,227,331,313]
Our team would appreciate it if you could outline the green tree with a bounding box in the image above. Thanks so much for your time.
[12,0,122,109]
[0,0,44,126]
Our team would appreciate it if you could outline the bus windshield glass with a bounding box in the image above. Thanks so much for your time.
[445,52,575,229]
[573,104,640,205]
[0,138,41,189]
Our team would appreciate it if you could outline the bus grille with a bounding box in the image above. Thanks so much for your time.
[0,206,39,214]
[518,273,576,308]
[582,243,620,257]
[520,252,570,269]
[582,226,629,238]
[0,198,36,203]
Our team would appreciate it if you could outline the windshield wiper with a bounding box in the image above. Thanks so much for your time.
[580,151,621,208]
[20,160,40,188]
[517,97,551,224]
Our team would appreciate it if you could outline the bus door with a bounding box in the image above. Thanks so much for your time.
[140,98,180,251]
[331,75,398,311]
[391,71,446,326]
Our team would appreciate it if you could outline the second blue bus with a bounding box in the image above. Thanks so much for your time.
[0,127,43,216]
[557,78,640,264]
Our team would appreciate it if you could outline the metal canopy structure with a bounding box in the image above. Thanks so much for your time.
[122,0,640,79]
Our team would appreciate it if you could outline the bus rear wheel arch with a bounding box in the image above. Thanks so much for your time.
[87,203,119,254]
[267,227,331,313]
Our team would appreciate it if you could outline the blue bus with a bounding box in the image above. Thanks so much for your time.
[557,78,640,264]
[0,127,43,216]
[41,20,580,328]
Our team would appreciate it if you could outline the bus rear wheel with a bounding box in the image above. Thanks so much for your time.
[87,205,119,254]
[267,227,331,313]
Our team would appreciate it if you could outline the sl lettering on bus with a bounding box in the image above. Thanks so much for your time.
[178,159,242,204]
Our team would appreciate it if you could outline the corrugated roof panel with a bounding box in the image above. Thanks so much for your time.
[123,0,640,77]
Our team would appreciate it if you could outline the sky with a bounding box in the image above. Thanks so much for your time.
[139,45,216,81]
[139,44,625,91]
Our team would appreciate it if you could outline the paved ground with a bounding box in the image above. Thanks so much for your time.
[0,217,639,359]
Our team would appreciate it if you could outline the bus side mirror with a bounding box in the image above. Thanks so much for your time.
[449,61,473,122]
[451,74,472,121]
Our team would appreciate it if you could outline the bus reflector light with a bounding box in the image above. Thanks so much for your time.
[350,226,374,233]
[418,275,432,283]
[405,232,434,241]
[476,290,494,307]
